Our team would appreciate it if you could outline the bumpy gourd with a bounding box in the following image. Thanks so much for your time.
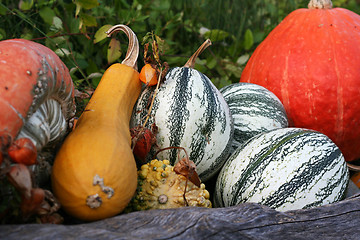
[51,25,141,221]
[126,159,212,211]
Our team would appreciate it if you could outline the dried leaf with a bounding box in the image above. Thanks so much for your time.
[174,158,201,187]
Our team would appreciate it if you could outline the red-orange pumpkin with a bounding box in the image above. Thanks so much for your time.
[240,0,360,162]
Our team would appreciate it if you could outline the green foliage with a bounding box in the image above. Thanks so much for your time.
[0,0,358,96]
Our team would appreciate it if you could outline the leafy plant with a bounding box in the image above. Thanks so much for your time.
[0,0,358,110]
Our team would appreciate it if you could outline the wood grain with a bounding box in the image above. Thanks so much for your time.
[1,193,360,239]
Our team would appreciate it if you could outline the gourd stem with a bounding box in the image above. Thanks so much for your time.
[184,39,212,68]
[308,0,332,9]
[347,163,360,172]
[106,24,139,70]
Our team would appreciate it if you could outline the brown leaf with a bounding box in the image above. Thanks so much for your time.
[174,158,201,187]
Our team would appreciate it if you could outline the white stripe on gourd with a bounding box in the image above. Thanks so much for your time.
[131,40,234,181]
[214,127,349,211]
[220,82,288,152]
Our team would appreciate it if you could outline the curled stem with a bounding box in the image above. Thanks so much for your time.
[184,39,212,69]
[106,24,139,70]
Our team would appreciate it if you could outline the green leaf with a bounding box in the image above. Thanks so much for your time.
[224,60,242,78]
[75,3,81,17]
[253,31,265,44]
[0,28,6,40]
[75,0,99,9]
[94,25,112,44]
[0,3,7,15]
[69,17,81,34]
[20,32,33,40]
[154,34,167,53]
[243,29,254,50]
[206,57,217,70]
[107,38,121,64]
[142,32,153,45]
[237,54,250,65]
[55,48,71,57]
[50,16,63,32]
[79,12,97,27]
[19,0,34,11]
[204,29,229,42]
[133,15,149,22]
[39,6,56,25]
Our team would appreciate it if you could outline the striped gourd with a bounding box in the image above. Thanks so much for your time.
[220,82,288,152]
[214,127,349,211]
[131,41,233,181]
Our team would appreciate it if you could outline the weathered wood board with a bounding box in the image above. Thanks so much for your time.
[1,192,360,240]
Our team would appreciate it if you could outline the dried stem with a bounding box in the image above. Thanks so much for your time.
[308,0,333,9]
[184,39,212,68]
[131,69,163,152]
[153,146,189,160]
[347,163,360,172]
[106,24,139,70]
[142,70,163,128]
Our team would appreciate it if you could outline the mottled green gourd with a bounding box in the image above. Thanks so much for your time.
[126,159,212,212]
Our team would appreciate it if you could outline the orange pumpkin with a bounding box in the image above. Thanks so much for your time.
[240,0,360,162]
[0,39,75,148]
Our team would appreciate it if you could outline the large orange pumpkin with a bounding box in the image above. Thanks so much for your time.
[240,0,360,162]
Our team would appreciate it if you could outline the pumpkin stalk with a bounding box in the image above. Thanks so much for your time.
[308,0,332,9]
[184,39,212,68]
[347,163,360,172]
[106,24,139,70]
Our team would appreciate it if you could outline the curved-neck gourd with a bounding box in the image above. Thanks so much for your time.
[51,25,141,221]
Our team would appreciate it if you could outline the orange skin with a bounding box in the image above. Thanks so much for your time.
[7,138,37,166]
[0,39,74,152]
[139,64,158,86]
[240,4,360,162]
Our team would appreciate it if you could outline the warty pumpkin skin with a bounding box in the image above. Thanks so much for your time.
[125,159,212,212]
[240,0,360,162]
[51,25,141,221]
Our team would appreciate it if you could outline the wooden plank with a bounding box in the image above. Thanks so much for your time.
[1,194,360,239]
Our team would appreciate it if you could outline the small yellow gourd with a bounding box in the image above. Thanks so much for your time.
[125,159,212,212]
[51,25,142,221]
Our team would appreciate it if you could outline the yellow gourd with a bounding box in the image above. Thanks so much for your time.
[125,159,212,212]
[51,25,141,221]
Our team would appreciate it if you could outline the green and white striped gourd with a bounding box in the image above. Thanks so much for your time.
[214,127,349,211]
[131,40,234,181]
[220,82,288,152]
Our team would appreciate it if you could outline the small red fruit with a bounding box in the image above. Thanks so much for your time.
[131,126,156,162]
[8,138,37,165]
